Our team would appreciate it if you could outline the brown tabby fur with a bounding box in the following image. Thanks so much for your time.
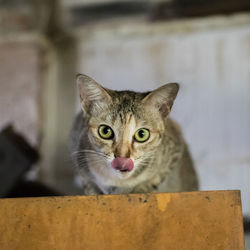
[70,74,198,195]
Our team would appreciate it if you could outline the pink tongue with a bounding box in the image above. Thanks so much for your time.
[112,157,134,172]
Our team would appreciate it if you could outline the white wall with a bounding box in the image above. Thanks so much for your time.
[76,14,250,216]
[0,36,42,146]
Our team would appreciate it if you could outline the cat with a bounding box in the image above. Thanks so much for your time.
[70,74,198,195]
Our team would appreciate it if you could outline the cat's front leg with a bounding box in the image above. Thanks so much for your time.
[132,175,164,193]
[82,182,103,195]
[132,183,159,193]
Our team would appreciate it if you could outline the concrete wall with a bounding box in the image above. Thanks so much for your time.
[75,14,250,216]
[0,0,79,192]
[0,36,43,146]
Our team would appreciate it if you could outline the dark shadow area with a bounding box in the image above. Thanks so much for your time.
[0,125,62,198]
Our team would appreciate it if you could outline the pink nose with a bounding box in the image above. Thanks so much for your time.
[112,157,134,172]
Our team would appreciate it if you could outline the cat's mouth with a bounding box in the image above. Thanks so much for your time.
[111,157,134,172]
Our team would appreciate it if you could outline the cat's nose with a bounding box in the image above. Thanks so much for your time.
[112,157,134,172]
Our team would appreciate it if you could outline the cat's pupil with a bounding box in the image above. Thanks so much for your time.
[103,127,110,134]
[138,130,145,138]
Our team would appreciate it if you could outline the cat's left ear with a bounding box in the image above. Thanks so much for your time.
[142,83,179,117]
[76,74,112,114]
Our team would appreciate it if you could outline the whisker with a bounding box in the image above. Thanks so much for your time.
[72,149,112,160]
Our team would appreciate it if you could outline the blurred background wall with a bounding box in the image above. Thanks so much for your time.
[77,17,250,219]
[0,0,250,224]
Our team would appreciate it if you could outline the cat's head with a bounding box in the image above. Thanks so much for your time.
[76,74,179,184]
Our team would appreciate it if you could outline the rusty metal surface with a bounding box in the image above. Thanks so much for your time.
[0,191,245,250]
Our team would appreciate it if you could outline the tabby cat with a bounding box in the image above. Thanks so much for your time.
[70,74,198,195]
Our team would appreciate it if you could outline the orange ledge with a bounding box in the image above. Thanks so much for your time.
[0,190,245,250]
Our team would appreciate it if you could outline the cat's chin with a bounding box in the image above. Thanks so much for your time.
[110,167,134,180]
[90,164,134,186]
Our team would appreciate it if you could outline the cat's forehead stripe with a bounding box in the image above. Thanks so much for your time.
[119,113,123,123]
[113,114,136,158]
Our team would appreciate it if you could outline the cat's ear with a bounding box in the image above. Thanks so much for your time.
[76,74,111,114]
[142,83,179,117]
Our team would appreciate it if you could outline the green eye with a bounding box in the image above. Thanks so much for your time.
[98,125,114,139]
[134,128,150,143]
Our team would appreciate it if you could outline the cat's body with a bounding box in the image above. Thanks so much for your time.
[70,75,198,195]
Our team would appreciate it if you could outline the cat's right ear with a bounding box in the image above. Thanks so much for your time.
[142,83,179,117]
[76,74,111,114]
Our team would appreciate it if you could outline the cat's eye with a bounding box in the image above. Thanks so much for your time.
[134,128,150,143]
[98,125,114,140]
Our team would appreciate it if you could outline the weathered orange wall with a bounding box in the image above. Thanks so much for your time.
[0,191,245,250]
